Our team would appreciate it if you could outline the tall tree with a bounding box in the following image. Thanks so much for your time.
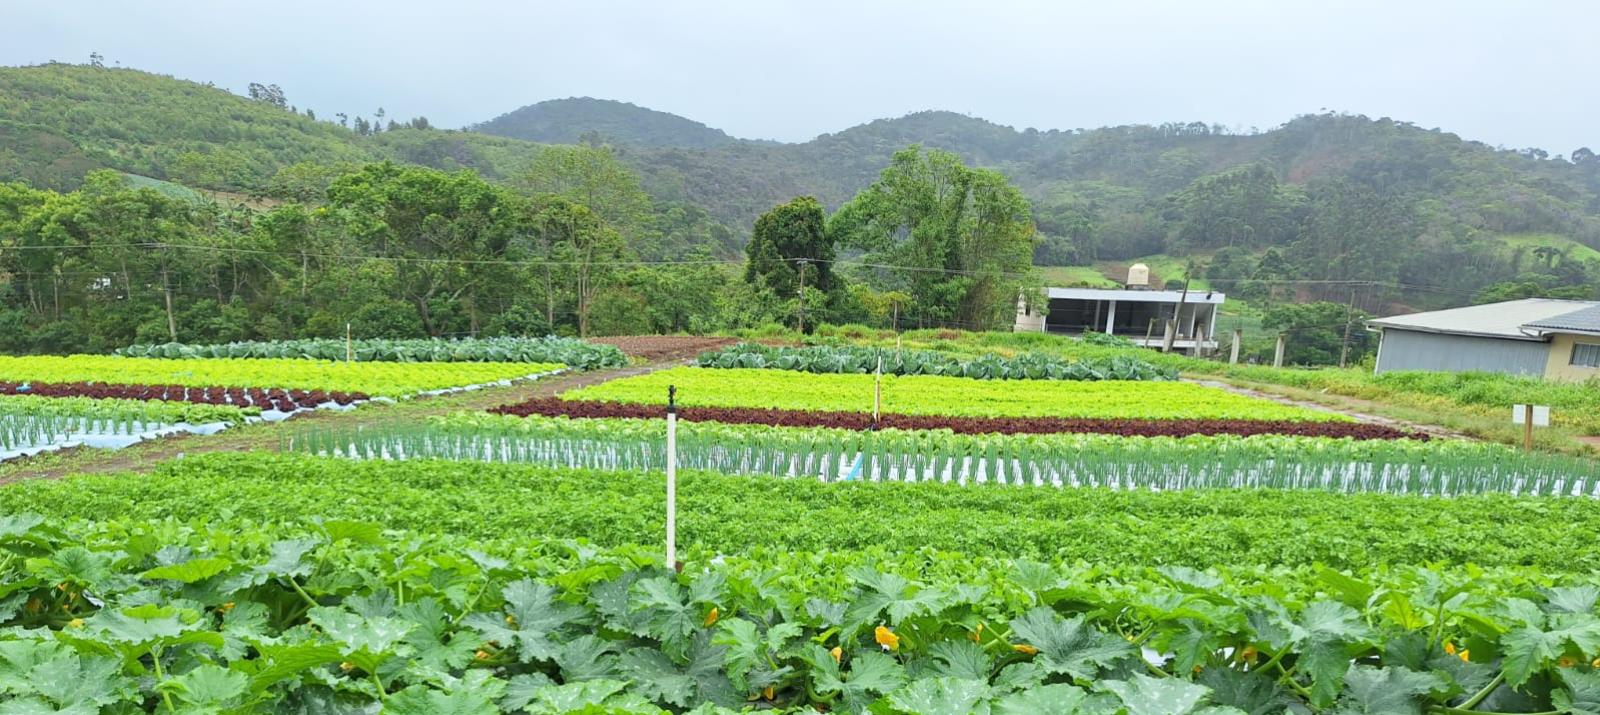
[829,146,1037,330]
[744,196,835,301]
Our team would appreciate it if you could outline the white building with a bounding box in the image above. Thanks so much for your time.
[1015,264,1225,350]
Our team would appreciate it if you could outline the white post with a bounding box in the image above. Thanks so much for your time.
[346,323,353,362]
[1229,329,1242,364]
[665,385,677,568]
[1105,300,1117,335]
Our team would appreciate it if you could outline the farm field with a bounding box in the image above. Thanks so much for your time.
[2,333,1600,712]
[566,365,1342,421]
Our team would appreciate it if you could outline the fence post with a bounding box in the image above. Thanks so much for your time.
[872,352,882,429]
[346,323,353,363]
[1523,403,1534,452]
[665,385,678,570]
[1273,333,1286,368]
[1229,329,1241,364]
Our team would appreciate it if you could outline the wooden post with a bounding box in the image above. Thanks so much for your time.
[1339,287,1356,368]
[1523,403,1534,452]
[872,353,882,428]
[665,385,678,569]
[346,323,353,363]
[1144,319,1155,347]
[1273,333,1286,368]
[1229,329,1242,364]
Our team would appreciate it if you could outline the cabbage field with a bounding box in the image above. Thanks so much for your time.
[1,335,1598,713]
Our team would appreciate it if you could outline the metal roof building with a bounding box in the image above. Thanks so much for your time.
[1366,298,1600,380]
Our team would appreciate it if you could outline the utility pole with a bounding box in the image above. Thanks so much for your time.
[1338,286,1357,368]
[796,258,808,334]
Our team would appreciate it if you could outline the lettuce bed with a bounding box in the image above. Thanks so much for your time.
[0,355,560,397]
[564,367,1342,422]
[6,452,1600,570]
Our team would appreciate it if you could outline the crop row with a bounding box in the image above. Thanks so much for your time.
[0,355,560,397]
[0,393,254,424]
[0,380,363,413]
[116,335,627,369]
[289,413,1586,496]
[13,452,1600,570]
[696,342,1178,381]
[493,396,1422,439]
[566,366,1342,422]
[3,515,1600,713]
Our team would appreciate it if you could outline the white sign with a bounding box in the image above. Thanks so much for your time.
[1512,404,1551,427]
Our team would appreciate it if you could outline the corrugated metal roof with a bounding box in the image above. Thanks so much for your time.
[1367,298,1600,340]
[1523,304,1600,336]
[1045,287,1226,304]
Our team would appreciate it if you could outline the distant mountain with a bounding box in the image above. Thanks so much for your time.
[3,62,1600,306]
[471,97,739,149]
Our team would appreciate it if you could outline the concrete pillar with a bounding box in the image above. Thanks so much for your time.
[1229,329,1241,364]
[1273,334,1286,368]
[1105,300,1117,334]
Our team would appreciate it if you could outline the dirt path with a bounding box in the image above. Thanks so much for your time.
[1185,377,1470,439]
[0,359,677,484]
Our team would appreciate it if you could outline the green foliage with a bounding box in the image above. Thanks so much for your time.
[0,394,254,425]
[830,146,1040,330]
[1260,301,1374,366]
[0,354,556,397]
[295,412,1600,497]
[566,366,1335,421]
[11,452,1600,570]
[0,64,369,190]
[695,342,1177,380]
[116,336,625,369]
[473,97,738,149]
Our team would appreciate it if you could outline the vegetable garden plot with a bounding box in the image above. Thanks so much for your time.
[117,335,626,369]
[0,395,252,461]
[494,397,1424,439]
[1,380,365,413]
[9,516,1600,713]
[0,355,561,397]
[696,342,1178,380]
[566,367,1346,422]
[287,414,1600,497]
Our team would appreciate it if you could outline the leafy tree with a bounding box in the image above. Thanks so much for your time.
[1261,301,1373,366]
[830,146,1038,330]
[744,196,836,313]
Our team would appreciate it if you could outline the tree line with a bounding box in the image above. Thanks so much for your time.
[0,145,1037,354]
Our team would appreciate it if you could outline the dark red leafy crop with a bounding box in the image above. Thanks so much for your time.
[489,398,1428,440]
[0,381,368,411]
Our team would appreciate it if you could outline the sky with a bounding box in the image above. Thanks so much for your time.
[3,0,1595,153]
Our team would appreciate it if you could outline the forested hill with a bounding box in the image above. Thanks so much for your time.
[471,97,740,148]
[4,62,1600,306]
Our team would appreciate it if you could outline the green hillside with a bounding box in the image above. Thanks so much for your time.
[2,62,1599,310]
[472,97,739,148]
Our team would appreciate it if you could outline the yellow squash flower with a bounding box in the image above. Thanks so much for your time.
[704,607,720,627]
[1014,644,1039,655]
[1444,641,1457,656]
[830,647,842,663]
[969,623,985,642]
[875,625,900,651]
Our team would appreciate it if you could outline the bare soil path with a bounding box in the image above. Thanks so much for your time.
[0,358,679,485]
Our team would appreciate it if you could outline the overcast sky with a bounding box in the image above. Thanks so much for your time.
[4,1,1595,153]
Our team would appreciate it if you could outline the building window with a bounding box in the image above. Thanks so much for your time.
[1573,342,1600,368]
